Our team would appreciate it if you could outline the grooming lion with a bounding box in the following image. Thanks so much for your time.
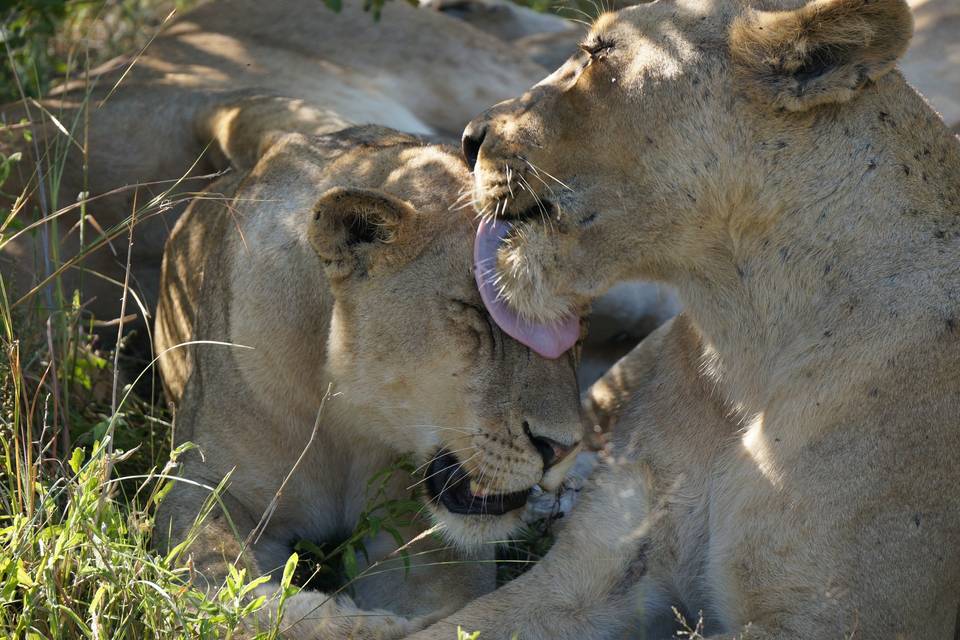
[410,0,960,636]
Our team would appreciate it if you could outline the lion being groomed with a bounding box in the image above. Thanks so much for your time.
[154,114,586,639]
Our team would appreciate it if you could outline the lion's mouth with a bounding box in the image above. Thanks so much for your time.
[505,200,560,223]
[478,186,560,224]
[425,450,529,516]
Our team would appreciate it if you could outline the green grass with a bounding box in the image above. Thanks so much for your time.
[0,129,292,635]
[0,263,494,637]
[0,3,335,635]
[0,280,438,637]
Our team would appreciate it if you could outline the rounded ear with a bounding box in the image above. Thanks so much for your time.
[730,0,913,111]
[309,187,416,279]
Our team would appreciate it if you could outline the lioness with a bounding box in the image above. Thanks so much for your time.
[154,107,584,638]
[409,0,960,636]
[427,0,959,391]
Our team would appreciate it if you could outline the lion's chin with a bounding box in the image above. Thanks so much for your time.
[420,449,532,550]
[424,503,526,552]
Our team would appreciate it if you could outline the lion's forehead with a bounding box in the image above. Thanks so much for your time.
[384,146,472,204]
[612,0,739,43]
[315,142,469,206]
[249,133,470,211]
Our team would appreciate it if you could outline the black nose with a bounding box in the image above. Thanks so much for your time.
[461,121,487,172]
[523,421,575,469]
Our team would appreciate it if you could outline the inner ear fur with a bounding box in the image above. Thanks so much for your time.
[309,186,415,278]
[730,0,914,111]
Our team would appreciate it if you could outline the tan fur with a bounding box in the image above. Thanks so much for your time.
[0,0,547,325]
[154,114,583,638]
[411,0,960,636]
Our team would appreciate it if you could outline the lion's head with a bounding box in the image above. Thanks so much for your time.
[276,127,584,546]
[459,0,930,340]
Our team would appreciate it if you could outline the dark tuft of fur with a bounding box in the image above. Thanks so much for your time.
[729,0,914,111]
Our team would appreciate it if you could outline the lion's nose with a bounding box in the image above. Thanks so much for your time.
[461,120,487,172]
[523,421,577,469]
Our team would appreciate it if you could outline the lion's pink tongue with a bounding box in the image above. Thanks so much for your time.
[474,219,579,359]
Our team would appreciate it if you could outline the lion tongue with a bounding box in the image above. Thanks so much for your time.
[474,219,579,359]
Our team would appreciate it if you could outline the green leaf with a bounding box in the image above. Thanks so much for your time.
[239,574,271,598]
[281,552,298,591]
[16,560,35,588]
[228,563,242,586]
[367,515,381,538]
[242,594,267,616]
[342,543,358,580]
[324,0,342,11]
[68,447,85,474]
[91,418,110,442]
[89,583,108,616]
[382,524,405,549]
[293,538,327,561]
[383,525,412,574]
[151,478,176,506]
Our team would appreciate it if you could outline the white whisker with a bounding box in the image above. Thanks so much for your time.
[409,451,478,490]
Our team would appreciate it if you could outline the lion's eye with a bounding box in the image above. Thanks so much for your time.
[579,37,615,60]
[449,299,499,353]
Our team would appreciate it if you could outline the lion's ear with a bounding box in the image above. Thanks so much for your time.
[730,0,913,111]
[309,187,415,279]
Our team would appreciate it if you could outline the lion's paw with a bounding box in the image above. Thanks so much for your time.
[523,451,597,524]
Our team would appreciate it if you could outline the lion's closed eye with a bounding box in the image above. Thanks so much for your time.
[579,37,615,61]
[448,299,499,355]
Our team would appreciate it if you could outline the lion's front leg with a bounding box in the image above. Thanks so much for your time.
[407,461,655,640]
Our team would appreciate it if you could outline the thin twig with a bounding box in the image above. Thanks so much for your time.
[98,9,176,108]
[246,383,332,548]
[98,191,136,513]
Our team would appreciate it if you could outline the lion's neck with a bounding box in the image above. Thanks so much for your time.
[673,80,960,426]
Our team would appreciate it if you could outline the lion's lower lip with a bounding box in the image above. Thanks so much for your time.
[502,201,557,223]
[477,185,557,223]
[425,450,529,516]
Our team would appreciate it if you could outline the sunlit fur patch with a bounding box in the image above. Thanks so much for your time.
[592,11,618,32]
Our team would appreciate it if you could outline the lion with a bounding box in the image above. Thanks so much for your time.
[405,0,960,637]
[425,0,958,394]
[0,0,547,329]
[153,98,585,639]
